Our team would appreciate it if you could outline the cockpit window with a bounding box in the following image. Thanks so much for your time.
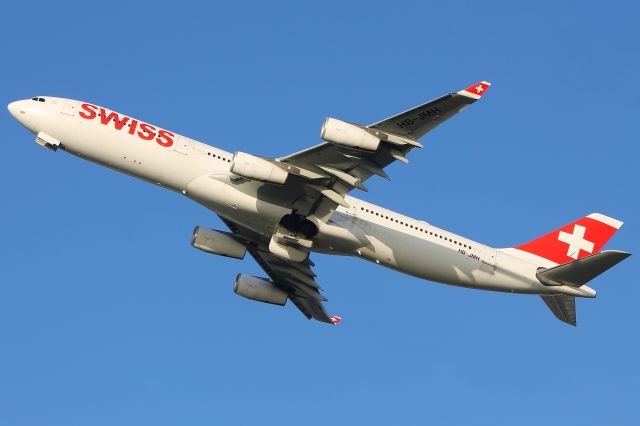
[38,98,45,102]
[31,97,37,101]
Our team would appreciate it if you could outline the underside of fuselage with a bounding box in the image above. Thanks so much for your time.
[184,174,551,295]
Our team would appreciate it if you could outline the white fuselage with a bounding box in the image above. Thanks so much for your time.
[8,97,584,298]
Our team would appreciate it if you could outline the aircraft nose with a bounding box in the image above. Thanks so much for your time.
[7,101,20,119]
[8,100,36,133]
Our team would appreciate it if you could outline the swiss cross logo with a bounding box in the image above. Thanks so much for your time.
[461,81,491,98]
[516,214,622,264]
[558,225,594,259]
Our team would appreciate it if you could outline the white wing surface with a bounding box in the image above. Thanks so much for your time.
[274,81,491,221]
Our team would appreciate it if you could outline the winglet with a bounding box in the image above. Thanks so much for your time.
[330,316,342,325]
[458,81,491,99]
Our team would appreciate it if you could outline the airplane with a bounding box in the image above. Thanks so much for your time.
[7,82,631,326]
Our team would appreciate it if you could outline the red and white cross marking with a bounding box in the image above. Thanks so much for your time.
[458,81,491,99]
[515,213,623,265]
[558,224,594,259]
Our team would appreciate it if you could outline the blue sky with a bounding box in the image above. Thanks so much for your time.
[1,1,638,425]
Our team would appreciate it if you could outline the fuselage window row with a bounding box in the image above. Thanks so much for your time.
[359,206,472,250]
[205,152,231,162]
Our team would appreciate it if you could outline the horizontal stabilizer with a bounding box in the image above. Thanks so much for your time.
[537,250,631,287]
[541,295,576,326]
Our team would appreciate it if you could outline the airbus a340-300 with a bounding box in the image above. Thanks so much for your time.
[8,82,630,326]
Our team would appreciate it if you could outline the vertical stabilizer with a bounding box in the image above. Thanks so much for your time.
[515,213,623,265]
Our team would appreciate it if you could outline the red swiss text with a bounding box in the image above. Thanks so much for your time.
[79,103,174,148]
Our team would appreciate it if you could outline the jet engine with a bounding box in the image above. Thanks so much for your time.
[234,274,288,306]
[191,227,247,259]
[230,151,288,184]
[320,117,380,151]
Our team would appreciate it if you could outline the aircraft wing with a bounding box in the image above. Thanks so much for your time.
[220,216,339,324]
[215,82,490,323]
[248,248,337,324]
[367,81,491,139]
[276,81,490,221]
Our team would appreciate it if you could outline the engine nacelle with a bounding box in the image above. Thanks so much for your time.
[320,117,380,151]
[234,274,288,306]
[230,151,288,184]
[191,227,247,259]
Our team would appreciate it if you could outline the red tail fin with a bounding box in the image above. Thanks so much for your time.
[515,213,623,264]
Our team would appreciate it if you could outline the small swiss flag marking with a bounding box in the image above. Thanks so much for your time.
[462,81,491,97]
